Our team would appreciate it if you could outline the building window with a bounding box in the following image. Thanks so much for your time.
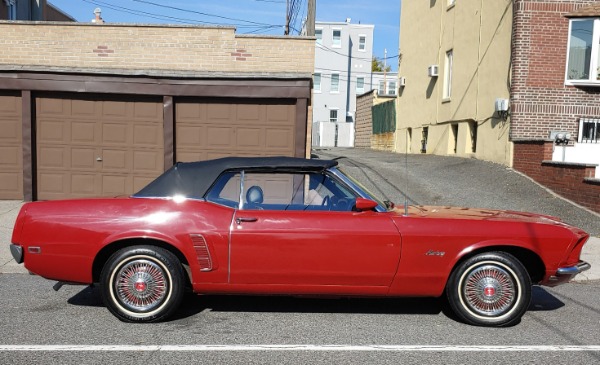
[315,29,323,45]
[331,73,340,93]
[329,109,338,122]
[358,35,366,51]
[566,19,599,82]
[6,0,17,20]
[378,81,385,95]
[356,77,365,93]
[387,81,397,96]
[579,118,600,143]
[313,73,321,92]
[332,29,341,48]
[444,49,453,99]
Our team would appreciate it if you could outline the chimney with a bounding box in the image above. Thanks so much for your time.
[92,8,105,24]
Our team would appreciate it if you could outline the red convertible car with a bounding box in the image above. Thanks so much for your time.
[10,157,591,326]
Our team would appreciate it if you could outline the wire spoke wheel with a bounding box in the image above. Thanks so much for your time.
[462,265,516,317]
[446,252,531,327]
[114,259,168,313]
[101,246,184,323]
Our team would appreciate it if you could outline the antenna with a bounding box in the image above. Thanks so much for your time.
[404,130,409,216]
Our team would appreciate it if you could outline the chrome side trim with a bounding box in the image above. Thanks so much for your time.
[556,261,591,276]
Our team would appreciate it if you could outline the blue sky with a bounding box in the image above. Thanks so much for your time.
[48,0,400,71]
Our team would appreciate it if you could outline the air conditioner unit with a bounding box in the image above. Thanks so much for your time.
[399,77,406,87]
[428,65,439,77]
[495,98,509,112]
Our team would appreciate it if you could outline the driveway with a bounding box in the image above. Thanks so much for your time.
[315,147,600,235]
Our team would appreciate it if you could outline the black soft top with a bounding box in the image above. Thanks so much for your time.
[133,156,338,199]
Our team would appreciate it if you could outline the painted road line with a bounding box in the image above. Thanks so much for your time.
[1,345,600,352]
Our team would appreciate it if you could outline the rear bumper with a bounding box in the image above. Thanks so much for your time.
[10,244,23,264]
[544,261,591,286]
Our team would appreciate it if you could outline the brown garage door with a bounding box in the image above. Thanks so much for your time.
[176,99,296,161]
[36,95,164,200]
[0,92,23,200]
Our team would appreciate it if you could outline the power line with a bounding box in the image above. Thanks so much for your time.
[132,0,274,26]
[81,0,284,29]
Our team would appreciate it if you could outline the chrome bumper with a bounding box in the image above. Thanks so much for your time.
[556,261,591,276]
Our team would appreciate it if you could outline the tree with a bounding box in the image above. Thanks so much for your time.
[372,57,391,72]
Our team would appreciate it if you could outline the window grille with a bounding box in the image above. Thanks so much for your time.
[579,118,599,143]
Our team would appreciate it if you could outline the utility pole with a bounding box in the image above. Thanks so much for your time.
[285,0,290,35]
[383,48,387,94]
[306,0,316,36]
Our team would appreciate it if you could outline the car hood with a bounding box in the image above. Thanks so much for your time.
[396,205,564,225]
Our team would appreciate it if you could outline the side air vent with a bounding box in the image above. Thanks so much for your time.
[190,234,213,272]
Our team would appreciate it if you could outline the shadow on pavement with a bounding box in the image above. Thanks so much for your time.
[66,283,565,322]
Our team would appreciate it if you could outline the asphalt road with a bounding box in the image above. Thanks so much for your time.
[0,274,599,364]
[2,147,600,364]
[315,148,600,236]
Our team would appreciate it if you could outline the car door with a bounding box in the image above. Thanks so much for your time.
[229,171,401,288]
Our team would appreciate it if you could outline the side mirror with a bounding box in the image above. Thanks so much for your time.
[354,197,379,212]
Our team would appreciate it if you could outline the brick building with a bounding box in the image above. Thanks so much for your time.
[0,21,315,201]
[511,0,600,213]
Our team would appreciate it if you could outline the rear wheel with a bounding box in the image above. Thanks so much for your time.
[446,252,531,327]
[100,246,184,322]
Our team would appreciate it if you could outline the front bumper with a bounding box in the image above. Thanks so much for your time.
[546,260,591,286]
[9,244,23,264]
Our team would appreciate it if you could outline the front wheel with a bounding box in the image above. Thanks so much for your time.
[446,252,531,327]
[100,245,185,322]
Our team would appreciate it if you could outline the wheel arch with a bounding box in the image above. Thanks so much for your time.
[449,245,546,284]
[92,238,192,287]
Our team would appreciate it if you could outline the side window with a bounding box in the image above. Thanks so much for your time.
[241,172,356,212]
[205,172,241,208]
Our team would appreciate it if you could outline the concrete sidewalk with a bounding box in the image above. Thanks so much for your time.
[1,199,598,281]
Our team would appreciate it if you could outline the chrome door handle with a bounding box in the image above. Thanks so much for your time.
[236,217,257,224]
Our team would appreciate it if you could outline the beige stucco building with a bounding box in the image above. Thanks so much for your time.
[396,0,513,165]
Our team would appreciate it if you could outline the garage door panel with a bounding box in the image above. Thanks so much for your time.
[236,128,262,148]
[133,124,162,146]
[0,93,23,199]
[71,99,97,116]
[36,95,164,200]
[133,150,162,172]
[39,173,67,195]
[0,120,20,141]
[267,104,293,123]
[102,101,129,118]
[38,97,68,115]
[102,123,131,145]
[237,104,261,120]
[0,173,21,197]
[71,122,98,144]
[0,146,20,166]
[71,174,98,196]
[177,125,206,147]
[207,104,232,120]
[101,149,129,170]
[206,126,234,147]
[177,103,204,120]
[176,101,297,162]
[134,102,162,120]
[266,128,294,149]
[38,146,68,169]
[38,119,69,144]
[101,175,130,196]
[70,147,97,170]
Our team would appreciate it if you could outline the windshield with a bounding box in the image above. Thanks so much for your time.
[335,167,394,211]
